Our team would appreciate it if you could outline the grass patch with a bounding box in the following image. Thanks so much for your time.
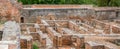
[33,42,39,49]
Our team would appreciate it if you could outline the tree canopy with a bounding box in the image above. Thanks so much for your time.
[18,0,120,7]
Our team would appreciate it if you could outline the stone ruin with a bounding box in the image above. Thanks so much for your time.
[0,0,22,49]
[0,0,120,49]
[19,5,120,49]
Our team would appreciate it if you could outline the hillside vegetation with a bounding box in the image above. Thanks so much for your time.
[18,0,120,7]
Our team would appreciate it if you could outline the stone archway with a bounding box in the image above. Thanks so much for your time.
[21,17,24,23]
[0,31,3,40]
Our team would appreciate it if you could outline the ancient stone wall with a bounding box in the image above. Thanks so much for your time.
[117,10,120,18]
[20,5,120,23]
[26,8,93,17]
[95,10,116,20]
[21,8,94,23]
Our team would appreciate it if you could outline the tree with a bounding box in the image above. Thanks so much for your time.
[18,0,120,6]
[97,0,120,7]
[109,0,120,6]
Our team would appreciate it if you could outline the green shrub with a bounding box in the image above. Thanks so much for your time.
[33,43,39,49]
[18,0,120,7]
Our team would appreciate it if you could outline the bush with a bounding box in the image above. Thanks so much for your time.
[33,43,39,49]
[18,0,120,7]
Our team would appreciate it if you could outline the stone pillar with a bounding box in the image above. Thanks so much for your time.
[104,24,110,34]
[27,40,33,49]
[20,39,27,49]
[36,16,41,24]
[53,36,57,47]
[76,38,80,49]
[58,36,62,47]
[20,35,33,49]
[42,38,46,47]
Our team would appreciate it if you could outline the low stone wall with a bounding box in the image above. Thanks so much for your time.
[21,8,93,23]
[20,5,120,23]
[95,11,116,20]
[117,9,120,18]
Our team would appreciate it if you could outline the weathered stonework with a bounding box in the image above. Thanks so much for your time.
[20,5,120,23]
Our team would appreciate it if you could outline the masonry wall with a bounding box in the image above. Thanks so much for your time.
[118,10,120,18]
[95,10,116,20]
[21,8,94,17]
[20,6,119,23]
[20,8,95,23]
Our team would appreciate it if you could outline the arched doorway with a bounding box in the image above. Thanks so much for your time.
[21,17,24,23]
[0,31,3,40]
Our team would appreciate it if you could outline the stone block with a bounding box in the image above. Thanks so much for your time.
[29,27,36,32]
[85,41,104,49]
[112,26,120,34]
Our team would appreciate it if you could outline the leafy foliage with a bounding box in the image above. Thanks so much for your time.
[97,0,120,6]
[18,0,120,7]
[33,43,39,49]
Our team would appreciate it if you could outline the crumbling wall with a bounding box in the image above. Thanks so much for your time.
[117,10,120,18]
[112,25,120,34]
[68,21,80,32]
[95,11,116,20]
[21,8,94,23]
[21,6,120,23]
